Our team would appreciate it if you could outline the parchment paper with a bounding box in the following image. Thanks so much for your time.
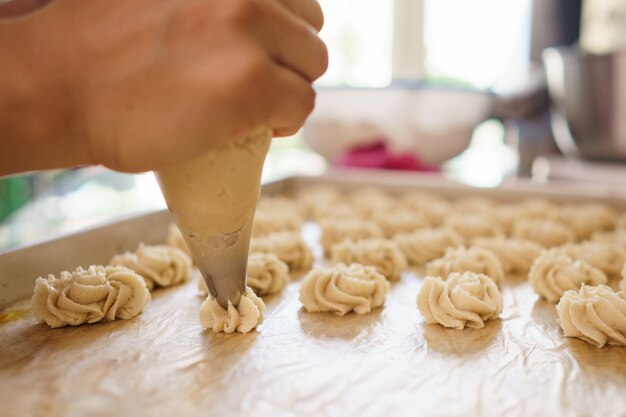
[1,221,626,417]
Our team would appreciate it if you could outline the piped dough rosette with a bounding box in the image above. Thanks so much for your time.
[400,191,451,226]
[557,285,626,347]
[518,198,560,220]
[392,227,463,265]
[620,263,626,292]
[296,185,343,219]
[199,287,265,333]
[330,238,407,282]
[372,209,430,238]
[32,265,150,328]
[251,209,302,237]
[492,198,559,236]
[555,203,618,240]
[401,190,448,207]
[492,204,524,235]
[452,196,497,214]
[300,263,390,316]
[591,230,626,248]
[528,252,607,302]
[249,231,313,271]
[552,241,626,277]
[617,212,626,231]
[417,271,502,330]
[198,253,290,296]
[257,196,301,216]
[471,237,543,274]
[110,243,192,290]
[246,253,290,295]
[319,219,384,256]
[425,246,505,284]
[311,202,360,222]
[349,187,396,217]
[512,218,575,248]
[443,213,502,245]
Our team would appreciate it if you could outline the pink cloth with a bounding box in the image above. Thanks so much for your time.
[335,141,440,172]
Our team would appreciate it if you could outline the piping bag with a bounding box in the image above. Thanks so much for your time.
[155,127,272,308]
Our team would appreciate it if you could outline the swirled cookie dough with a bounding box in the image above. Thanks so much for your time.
[246,253,290,295]
[311,202,360,222]
[512,218,575,248]
[110,244,192,290]
[249,231,313,271]
[472,237,543,274]
[197,253,289,296]
[400,191,451,226]
[252,206,303,238]
[528,252,607,302]
[297,184,353,221]
[199,287,265,333]
[492,198,558,235]
[591,230,626,246]
[373,209,430,238]
[557,285,626,347]
[300,263,390,316]
[552,241,626,277]
[443,213,502,245]
[425,246,505,284]
[519,198,560,220]
[417,271,502,330]
[166,224,192,258]
[492,204,524,235]
[555,203,618,240]
[296,184,343,220]
[401,190,449,207]
[452,196,497,214]
[32,265,150,328]
[257,196,302,217]
[350,187,395,204]
[393,227,463,265]
[617,212,626,231]
[319,219,384,256]
[349,187,396,217]
[330,238,407,281]
[621,264,626,291]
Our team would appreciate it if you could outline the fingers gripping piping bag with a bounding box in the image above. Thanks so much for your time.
[155,127,272,308]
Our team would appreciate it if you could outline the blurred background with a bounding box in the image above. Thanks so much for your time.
[2,0,626,250]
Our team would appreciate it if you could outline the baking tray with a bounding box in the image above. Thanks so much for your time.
[1,170,626,417]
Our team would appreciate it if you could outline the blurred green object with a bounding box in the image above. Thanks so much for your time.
[0,175,33,222]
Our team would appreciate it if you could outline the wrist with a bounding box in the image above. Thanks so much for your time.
[0,9,91,175]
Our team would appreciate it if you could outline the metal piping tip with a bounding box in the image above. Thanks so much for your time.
[200,262,246,309]
[189,220,253,310]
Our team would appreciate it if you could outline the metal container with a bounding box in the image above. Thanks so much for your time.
[543,46,626,161]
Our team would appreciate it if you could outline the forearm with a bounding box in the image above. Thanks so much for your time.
[0,13,90,176]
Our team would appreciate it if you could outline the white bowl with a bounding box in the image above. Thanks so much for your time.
[303,87,494,165]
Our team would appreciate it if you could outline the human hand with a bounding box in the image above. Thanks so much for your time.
[0,0,327,174]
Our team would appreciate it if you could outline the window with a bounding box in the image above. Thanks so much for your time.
[317,0,394,87]
[317,0,533,91]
